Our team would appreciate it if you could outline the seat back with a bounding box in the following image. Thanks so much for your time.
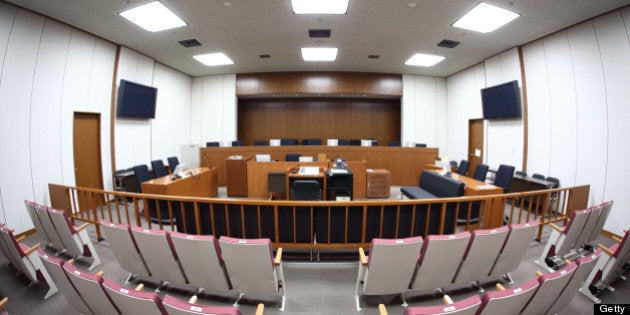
[411,232,471,290]
[478,278,539,315]
[290,180,322,200]
[586,200,613,245]
[387,141,401,147]
[338,139,350,145]
[285,153,301,161]
[131,227,187,284]
[471,164,489,181]
[0,226,38,282]
[219,237,278,296]
[532,173,545,180]
[167,157,180,172]
[206,141,220,147]
[404,295,481,315]
[33,204,64,250]
[574,205,603,249]
[302,139,322,145]
[37,249,90,313]
[162,295,242,315]
[47,208,83,258]
[103,278,167,315]
[254,140,268,146]
[100,220,150,277]
[133,164,152,192]
[554,208,590,258]
[362,237,423,295]
[151,160,169,178]
[456,160,469,176]
[267,171,286,194]
[489,221,538,277]
[170,232,231,291]
[546,250,602,314]
[232,140,245,146]
[493,164,515,192]
[521,262,577,315]
[280,138,297,145]
[453,226,509,284]
[24,200,52,245]
[546,176,560,188]
[63,262,120,315]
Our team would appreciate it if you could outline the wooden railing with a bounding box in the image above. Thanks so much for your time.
[48,183,589,249]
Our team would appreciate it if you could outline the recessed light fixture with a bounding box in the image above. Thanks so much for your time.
[119,1,187,32]
[405,53,445,67]
[291,0,349,14]
[193,53,234,66]
[301,48,338,62]
[453,2,520,33]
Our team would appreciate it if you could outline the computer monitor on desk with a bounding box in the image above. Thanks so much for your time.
[170,163,187,180]
[256,154,271,162]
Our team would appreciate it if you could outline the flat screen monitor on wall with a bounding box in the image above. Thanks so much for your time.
[481,80,521,119]
[117,79,157,119]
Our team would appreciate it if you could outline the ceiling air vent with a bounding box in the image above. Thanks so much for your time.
[437,39,460,48]
[259,54,271,59]
[309,29,331,38]
[178,39,202,47]
[368,55,380,59]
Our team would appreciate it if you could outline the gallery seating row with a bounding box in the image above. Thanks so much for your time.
[100,220,286,310]
[37,250,263,315]
[355,221,539,310]
[379,249,601,314]
[23,200,101,270]
[537,200,613,271]
[0,223,57,299]
[581,228,630,303]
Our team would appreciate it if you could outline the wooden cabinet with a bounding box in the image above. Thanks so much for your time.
[366,169,391,198]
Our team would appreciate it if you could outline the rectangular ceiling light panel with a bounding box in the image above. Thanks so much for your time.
[194,53,234,66]
[120,1,187,32]
[292,0,349,14]
[301,48,338,61]
[453,2,520,33]
[405,53,445,67]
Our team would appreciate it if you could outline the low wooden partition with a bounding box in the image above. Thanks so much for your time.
[200,146,438,187]
[49,183,590,249]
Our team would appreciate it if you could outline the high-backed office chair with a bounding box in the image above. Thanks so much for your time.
[302,138,322,145]
[232,140,245,146]
[290,180,322,201]
[280,138,297,145]
[450,160,458,169]
[167,157,180,172]
[532,173,545,180]
[267,171,286,200]
[456,159,469,176]
[493,164,515,192]
[206,141,220,147]
[133,164,152,192]
[151,160,168,178]
[387,141,400,146]
[371,140,378,146]
[134,164,172,224]
[349,139,361,146]
[546,176,560,188]
[471,163,489,182]
[285,153,301,161]
[254,140,268,146]
[515,170,527,177]
[337,139,350,145]
[415,143,427,148]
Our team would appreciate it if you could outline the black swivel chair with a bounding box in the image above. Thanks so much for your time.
[280,138,298,146]
[290,180,322,201]
[232,140,245,146]
[150,160,168,178]
[267,171,286,200]
[415,143,427,148]
[254,140,269,146]
[134,164,173,225]
[167,156,179,172]
[471,163,489,182]
[349,139,361,146]
[515,171,527,177]
[546,176,560,188]
[387,141,401,147]
[133,164,152,192]
[302,139,322,145]
[494,164,516,192]
[532,173,545,180]
[206,141,220,147]
[337,139,350,146]
[459,163,489,226]
[285,154,301,162]
[456,160,469,176]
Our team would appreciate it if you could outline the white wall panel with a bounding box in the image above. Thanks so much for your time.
[596,11,630,234]
[435,79,448,153]
[414,76,438,146]
[222,74,237,142]
[191,75,237,146]
[0,9,44,231]
[567,21,608,203]
[401,75,447,149]
[401,74,416,145]
[543,32,579,188]
[190,77,204,145]
[30,20,71,204]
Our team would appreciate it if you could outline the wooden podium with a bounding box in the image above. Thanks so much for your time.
[225,156,250,197]
[141,167,218,197]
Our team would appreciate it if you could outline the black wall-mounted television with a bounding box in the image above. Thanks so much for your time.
[117,79,157,119]
[481,80,521,119]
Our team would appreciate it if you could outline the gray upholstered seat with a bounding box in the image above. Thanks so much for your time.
[410,232,471,291]
[101,220,151,282]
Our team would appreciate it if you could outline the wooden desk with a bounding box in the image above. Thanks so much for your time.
[286,167,327,200]
[141,167,218,197]
[510,174,555,192]
[449,173,504,228]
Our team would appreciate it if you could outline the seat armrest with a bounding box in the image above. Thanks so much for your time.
[496,283,506,291]
[256,303,265,315]
[549,223,564,233]
[75,223,90,232]
[16,235,26,242]
[443,295,454,305]
[378,304,388,315]
[598,243,615,257]
[24,243,41,256]
[358,247,368,266]
[274,248,283,266]
[134,283,144,291]
[0,297,7,309]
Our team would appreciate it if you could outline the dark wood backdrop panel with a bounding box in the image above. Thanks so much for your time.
[237,98,400,146]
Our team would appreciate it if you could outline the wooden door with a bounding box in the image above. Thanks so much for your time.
[73,112,104,208]
[468,119,484,179]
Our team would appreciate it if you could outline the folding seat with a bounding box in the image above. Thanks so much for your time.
[520,262,577,315]
[24,200,53,248]
[452,226,509,287]
[162,295,259,315]
[546,249,602,314]
[573,204,603,252]
[476,279,539,315]
[100,220,151,283]
[103,279,167,314]
[33,203,65,252]
[170,232,231,293]
[410,232,471,291]
[130,226,188,287]
[47,208,101,270]
[0,226,57,299]
[37,249,91,313]
[538,209,590,271]
[63,261,120,314]
[354,236,424,311]
[488,220,538,283]
[219,237,286,310]
[403,295,481,315]
[582,200,614,252]
[581,229,630,303]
